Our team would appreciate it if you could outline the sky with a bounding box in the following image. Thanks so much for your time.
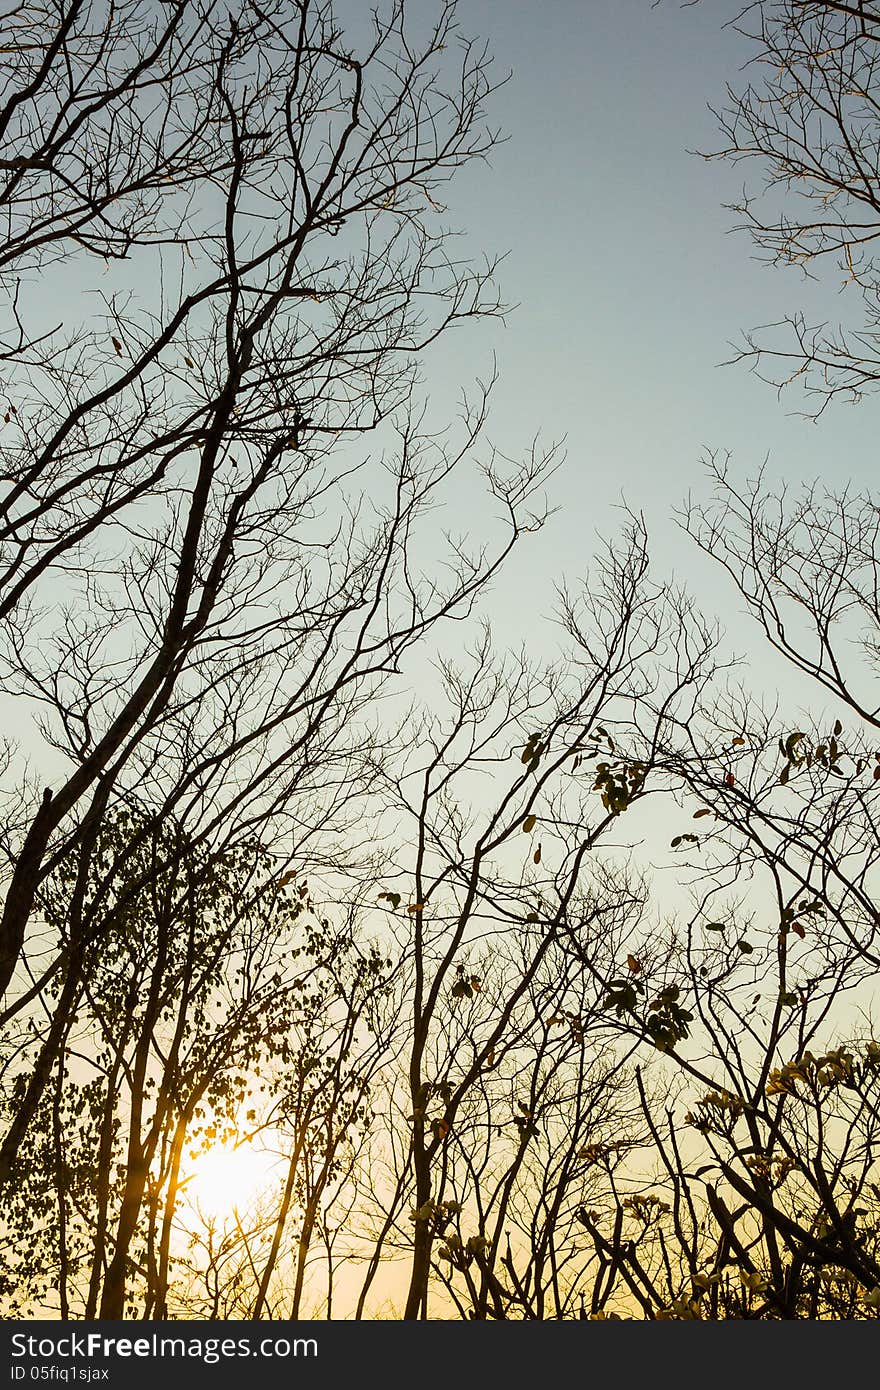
[5,2,877,1319]
[9,0,876,770]
[414,0,879,661]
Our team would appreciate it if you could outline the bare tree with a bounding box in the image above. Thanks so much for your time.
[704,0,880,412]
[569,463,880,1318]
[345,523,716,1319]
[0,0,553,1193]
[9,0,880,1327]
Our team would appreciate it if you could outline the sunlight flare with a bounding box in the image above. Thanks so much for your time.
[183,1141,279,1220]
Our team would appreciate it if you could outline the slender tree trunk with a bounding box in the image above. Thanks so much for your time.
[154,1119,188,1318]
[99,1154,150,1318]
[403,1121,432,1320]
[252,1128,308,1319]
[290,1197,320,1319]
[98,907,171,1318]
[52,1054,70,1320]
[0,946,85,1189]
[85,989,135,1319]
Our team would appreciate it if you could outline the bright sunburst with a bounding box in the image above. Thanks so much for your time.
[183,1141,280,1221]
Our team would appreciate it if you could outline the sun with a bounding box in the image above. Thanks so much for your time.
[183,1140,280,1221]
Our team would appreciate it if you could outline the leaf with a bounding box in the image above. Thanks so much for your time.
[378,891,401,910]
[111,335,123,355]
[724,772,736,788]
[522,813,537,833]
[833,719,843,738]
[407,902,425,914]
[626,954,641,974]
[740,1270,768,1293]
[521,735,543,764]
[780,763,791,786]
[731,736,746,746]
[704,923,725,932]
[736,938,754,954]
[791,921,806,939]
[533,844,542,865]
[693,808,713,819]
[184,355,194,368]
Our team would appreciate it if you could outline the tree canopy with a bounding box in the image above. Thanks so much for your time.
[1,0,880,1322]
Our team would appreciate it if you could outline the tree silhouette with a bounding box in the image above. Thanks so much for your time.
[4,0,880,1323]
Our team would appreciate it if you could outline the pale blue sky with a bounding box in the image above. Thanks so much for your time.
[11,0,875,772]
[419,0,879,655]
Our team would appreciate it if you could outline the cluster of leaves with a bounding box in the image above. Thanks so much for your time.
[593,759,648,816]
[765,1044,878,1097]
[603,972,693,1052]
[777,721,880,787]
